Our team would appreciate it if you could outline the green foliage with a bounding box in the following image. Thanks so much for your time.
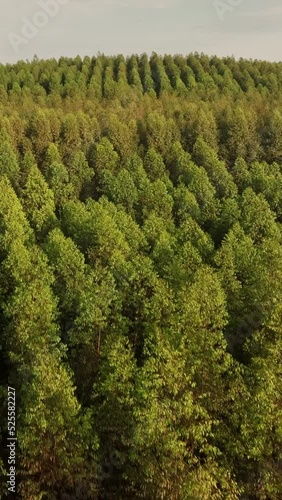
[91,136,119,174]
[0,179,98,498]
[67,151,93,199]
[193,136,237,199]
[0,53,282,499]
[145,111,180,159]
[0,139,19,186]
[21,164,57,236]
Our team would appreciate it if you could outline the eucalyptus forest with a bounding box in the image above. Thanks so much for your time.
[0,53,282,499]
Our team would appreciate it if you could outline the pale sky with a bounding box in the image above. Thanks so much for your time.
[1,0,282,64]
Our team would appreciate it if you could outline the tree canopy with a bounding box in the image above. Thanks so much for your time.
[0,52,282,499]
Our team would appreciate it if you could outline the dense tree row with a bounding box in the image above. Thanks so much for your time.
[0,53,281,499]
[1,53,282,100]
